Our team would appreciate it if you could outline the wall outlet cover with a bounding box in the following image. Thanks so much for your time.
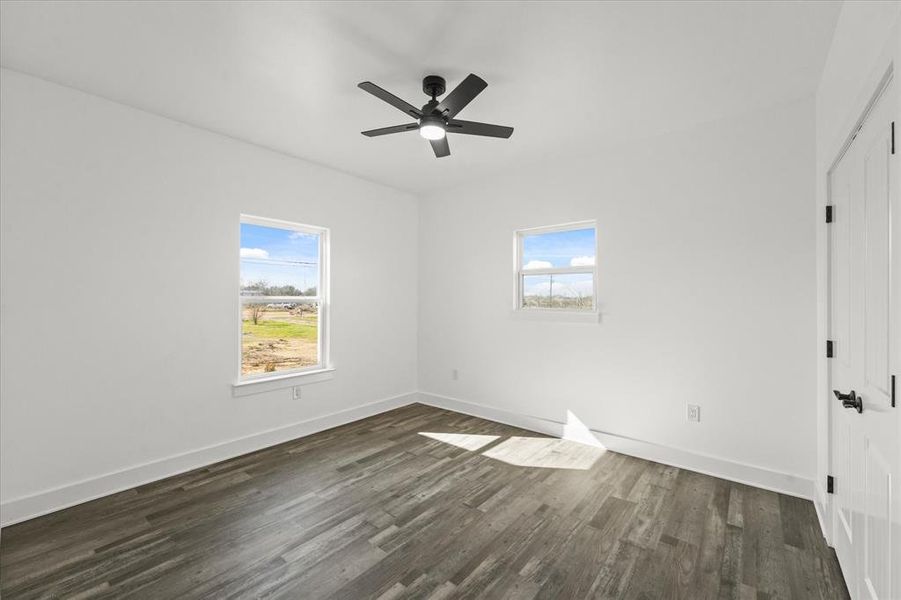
[687,404,700,423]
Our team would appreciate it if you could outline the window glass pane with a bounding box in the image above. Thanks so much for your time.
[522,274,551,308]
[240,223,319,296]
[521,227,596,269]
[550,273,594,309]
[241,302,319,375]
[522,273,594,310]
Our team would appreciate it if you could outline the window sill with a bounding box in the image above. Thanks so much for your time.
[510,309,601,323]
[232,367,335,397]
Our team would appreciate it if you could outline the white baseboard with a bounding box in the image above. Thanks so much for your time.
[418,392,814,500]
[0,392,417,527]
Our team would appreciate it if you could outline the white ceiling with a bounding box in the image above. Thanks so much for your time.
[0,1,841,195]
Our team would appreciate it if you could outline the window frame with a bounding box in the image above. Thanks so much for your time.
[237,214,330,385]
[513,220,598,315]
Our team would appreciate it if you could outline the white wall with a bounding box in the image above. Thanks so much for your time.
[813,0,901,539]
[418,97,818,496]
[0,68,419,524]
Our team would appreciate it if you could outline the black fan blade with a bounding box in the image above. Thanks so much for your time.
[430,136,450,158]
[358,82,423,119]
[434,74,487,119]
[361,123,419,137]
[447,119,514,139]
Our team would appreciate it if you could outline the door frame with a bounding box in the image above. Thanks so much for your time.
[819,21,900,549]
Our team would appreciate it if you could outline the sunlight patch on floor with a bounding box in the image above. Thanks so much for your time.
[481,436,605,470]
[418,432,501,451]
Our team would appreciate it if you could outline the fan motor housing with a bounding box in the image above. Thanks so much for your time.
[422,75,446,98]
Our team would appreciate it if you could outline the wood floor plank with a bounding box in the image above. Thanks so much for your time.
[693,478,729,598]
[0,404,849,599]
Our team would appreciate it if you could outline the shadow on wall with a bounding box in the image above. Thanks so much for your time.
[419,410,607,470]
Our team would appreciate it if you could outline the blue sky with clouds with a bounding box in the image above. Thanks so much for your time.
[240,223,319,292]
[522,227,596,269]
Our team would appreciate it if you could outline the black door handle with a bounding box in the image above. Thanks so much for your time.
[833,390,863,413]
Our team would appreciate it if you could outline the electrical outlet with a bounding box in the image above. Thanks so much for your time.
[451,369,459,380]
[293,386,302,400]
[687,404,700,423]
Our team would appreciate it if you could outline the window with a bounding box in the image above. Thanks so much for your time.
[515,222,597,312]
[239,215,328,381]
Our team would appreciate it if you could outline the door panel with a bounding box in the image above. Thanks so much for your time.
[833,171,852,372]
[863,439,891,600]
[837,420,854,540]
[863,128,891,400]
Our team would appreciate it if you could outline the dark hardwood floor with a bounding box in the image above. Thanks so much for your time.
[1,403,848,599]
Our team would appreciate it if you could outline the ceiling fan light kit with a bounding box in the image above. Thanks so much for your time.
[418,115,446,140]
[358,73,514,158]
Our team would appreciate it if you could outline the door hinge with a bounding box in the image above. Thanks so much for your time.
[892,121,895,155]
[827,475,835,494]
[827,340,834,358]
[825,205,833,223]
[892,375,896,408]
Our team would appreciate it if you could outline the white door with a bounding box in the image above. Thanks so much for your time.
[829,75,899,600]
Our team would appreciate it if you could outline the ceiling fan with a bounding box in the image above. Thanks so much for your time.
[358,74,514,158]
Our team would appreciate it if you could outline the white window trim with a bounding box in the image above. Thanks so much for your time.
[234,214,331,393]
[513,220,599,320]
[232,367,335,397]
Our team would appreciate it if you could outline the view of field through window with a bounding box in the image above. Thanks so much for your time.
[520,226,596,310]
[522,273,594,309]
[240,221,320,376]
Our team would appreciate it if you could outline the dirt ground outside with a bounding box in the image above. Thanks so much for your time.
[241,305,318,375]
